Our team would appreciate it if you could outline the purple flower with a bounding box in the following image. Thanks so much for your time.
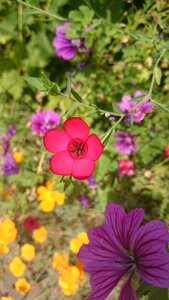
[87,176,97,190]
[0,125,16,156]
[78,203,169,300]
[31,110,60,134]
[114,131,137,155]
[78,195,90,207]
[2,153,19,176]
[118,91,154,123]
[53,22,85,60]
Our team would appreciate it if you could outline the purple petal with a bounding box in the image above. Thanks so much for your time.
[105,203,144,251]
[132,220,169,288]
[118,278,138,300]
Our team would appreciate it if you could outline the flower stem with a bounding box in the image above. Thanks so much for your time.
[16,0,66,21]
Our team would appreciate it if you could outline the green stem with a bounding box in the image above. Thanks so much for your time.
[18,2,23,42]
[16,0,66,21]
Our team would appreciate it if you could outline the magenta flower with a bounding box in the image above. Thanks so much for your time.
[118,90,154,123]
[53,22,85,60]
[78,203,169,300]
[118,159,134,177]
[114,131,137,155]
[31,110,60,134]
[78,195,90,207]
[87,176,98,189]
[2,153,19,176]
[23,216,39,232]
[44,117,103,180]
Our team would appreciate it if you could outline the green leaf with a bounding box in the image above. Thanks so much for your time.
[64,103,80,116]
[23,75,45,91]
[154,66,162,85]
[152,100,169,112]
[71,89,86,103]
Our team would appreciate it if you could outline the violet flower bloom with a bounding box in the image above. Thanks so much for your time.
[118,90,154,123]
[31,110,60,135]
[78,195,90,207]
[118,159,134,177]
[87,176,98,190]
[78,203,169,300]
[0,125,16,156]
[53,22,85,60]
[2,153,19,176]
[114,131,137,155]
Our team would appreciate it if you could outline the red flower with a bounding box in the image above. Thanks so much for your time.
[163,146,169,157]
[118,159,134,177]
[23,216,39,232]
[44,117,103,179]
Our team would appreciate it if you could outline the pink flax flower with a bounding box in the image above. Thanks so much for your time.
[163,145,169,157]
[118,159,134,177]
[44,117,103,180]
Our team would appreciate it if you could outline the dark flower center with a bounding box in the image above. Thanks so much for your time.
[68,138,88,160]
[114,255,136,273]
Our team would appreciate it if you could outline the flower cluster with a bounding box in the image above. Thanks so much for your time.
[0,218,17,254]
[53,22,89,60]
[118,159,135,177]
[31,110,60,134]
[118,90,154,123]
[36,180,65,212]
[52,232,88,296]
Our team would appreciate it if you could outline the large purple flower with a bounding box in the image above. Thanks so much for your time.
[53,22,85,60]
[114,131,137,155]
[2,153,19,176]
[31,110,60,134]
[78,203,169,300]
[118,90,154,123]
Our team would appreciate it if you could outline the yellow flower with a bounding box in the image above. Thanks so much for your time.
[70,232,89,254]
[1,297,14,300]
[52,252,69,271]
[45,179,56,190]
[38,198,55,213]
[58,265,81,296]
[32,226,48,244]
[9,257,26,277]
[36,186,49,202]
[53,191,65,206]
[13,152,23,163]
[21,244,35,261]
[0,240,9,254]
[15,278,31,294]
[0,218,17,245]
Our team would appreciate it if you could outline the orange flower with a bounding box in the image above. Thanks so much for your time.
[52,252,69,271]
[32,226,48,244]
[58,265,81,296]
[0,218,17,245]
[15,278,31,294]
[70,232,89,254]
[21,244,35,261]
[9,257,26,277]
[13,152,23,163]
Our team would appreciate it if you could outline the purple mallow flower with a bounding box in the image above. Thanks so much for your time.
[2,153,19,176]
[87,176,97,190]
[118,90,154,123]
[53,22,85,60]
[0,125,16,156]
[78,195,90,207]
[31,110,60,134]
[114,131,137,155]
[78,203,169,300]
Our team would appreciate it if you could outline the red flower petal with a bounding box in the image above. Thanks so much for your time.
[72,157,95,179]
[44,129,71,153]
[50,151,73,176]
[64,117,90,140]
[86,134,103,160]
